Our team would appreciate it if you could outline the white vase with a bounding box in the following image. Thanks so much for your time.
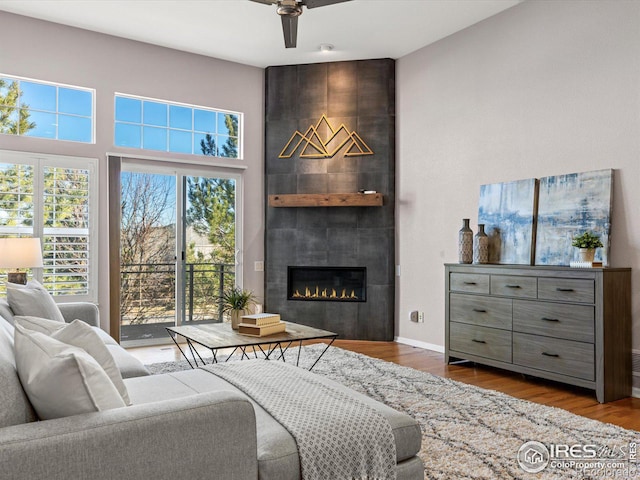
[231,309,246,330]
[578,248,596,263]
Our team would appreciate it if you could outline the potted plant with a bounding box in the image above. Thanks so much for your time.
[220,287,256,330]
[571,231,603,263]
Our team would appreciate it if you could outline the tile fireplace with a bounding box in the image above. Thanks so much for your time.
[264,59,395,340]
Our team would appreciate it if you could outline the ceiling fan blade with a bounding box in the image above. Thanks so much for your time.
[249,0,277,5]
[302,0,352,9]
[281,15,298,48]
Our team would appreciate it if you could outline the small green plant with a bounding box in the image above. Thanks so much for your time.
[571,231,603,249]
[219,286,256,313]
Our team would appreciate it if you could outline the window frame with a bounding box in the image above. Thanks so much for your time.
[114,93,243,159]
[0,150,99,303]
[0,73,96,143]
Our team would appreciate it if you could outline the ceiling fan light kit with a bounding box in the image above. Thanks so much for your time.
[250,0,352,49]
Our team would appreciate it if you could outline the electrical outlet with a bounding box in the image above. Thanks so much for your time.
[410,311,418,322]
[254,261,264,272]
[418,312,425,323]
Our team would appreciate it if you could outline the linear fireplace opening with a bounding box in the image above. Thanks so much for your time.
[288,266,366,302]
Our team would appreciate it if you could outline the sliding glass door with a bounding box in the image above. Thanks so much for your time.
[119,162,241,345]
[183,175,237,325]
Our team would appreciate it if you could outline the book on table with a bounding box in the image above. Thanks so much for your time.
[238,321,286,337]
[240,313,281,326]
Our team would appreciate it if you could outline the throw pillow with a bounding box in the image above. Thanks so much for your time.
[13,323,126,420]
[6,280,65,323]
[0,316,15,350]
[14,317,131,406]
[13,315,64,335]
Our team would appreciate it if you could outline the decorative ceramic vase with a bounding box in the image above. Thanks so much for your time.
[474,224,489,264]
[579,248,596,263]
[231,309,246,330]
[458,219,473,264]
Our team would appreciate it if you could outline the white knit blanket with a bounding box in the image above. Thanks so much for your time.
[205,359,397,480]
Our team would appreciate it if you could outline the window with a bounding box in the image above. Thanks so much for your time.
[114,95,241,158]
[0,75,94,143]
[0,151,98,301]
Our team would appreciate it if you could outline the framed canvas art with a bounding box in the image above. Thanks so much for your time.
[478,178,538,264]
[534,169,613,266]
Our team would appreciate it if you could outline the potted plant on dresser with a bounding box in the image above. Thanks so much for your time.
[220,287,256,329]
[571,231,604,263]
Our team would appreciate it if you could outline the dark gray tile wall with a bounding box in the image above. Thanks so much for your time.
[265,59,395,340]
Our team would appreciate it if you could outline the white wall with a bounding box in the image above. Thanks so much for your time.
[396,1,640,350]
[0,12,265,332]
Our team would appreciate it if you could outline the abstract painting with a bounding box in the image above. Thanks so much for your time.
[478,178,537,265]
[534,169,613,266]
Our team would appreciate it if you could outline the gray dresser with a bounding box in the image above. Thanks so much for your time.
[445,264,631,403]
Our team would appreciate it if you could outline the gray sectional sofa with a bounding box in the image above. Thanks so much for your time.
[0,301,424,480]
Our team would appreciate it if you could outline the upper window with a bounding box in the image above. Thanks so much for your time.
[0,75,94,143]
[114,95,241,159]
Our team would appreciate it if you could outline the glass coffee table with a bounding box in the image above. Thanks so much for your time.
[166,321,337,371]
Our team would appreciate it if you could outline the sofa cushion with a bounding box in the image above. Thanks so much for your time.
[6,280,65,323]
[0,299,14,325]
[0,317,37,427]
[107,344,150,379]
[14,323,126,420]
[125,368,300,480]
[15,317,131,405]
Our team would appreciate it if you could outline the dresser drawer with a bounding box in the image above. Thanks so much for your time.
[450,273,490,294]
[450,293,512,329]
[513,300,594,343]
[449,322,512,363]
[538,278,594,304]
[513,333,594,381]
[490,275,537,298]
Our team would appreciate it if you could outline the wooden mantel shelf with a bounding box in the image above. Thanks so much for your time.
[269,193,383,208]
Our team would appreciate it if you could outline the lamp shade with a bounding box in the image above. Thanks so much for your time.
[0,238,44,269]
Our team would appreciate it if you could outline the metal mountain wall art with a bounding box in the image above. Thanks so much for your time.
[279,114,374,158]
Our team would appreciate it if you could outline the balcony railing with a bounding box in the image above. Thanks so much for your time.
[120,262,235,342]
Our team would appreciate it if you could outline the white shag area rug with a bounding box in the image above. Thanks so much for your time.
[145,344,638,479]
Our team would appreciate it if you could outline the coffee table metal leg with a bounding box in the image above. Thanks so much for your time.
[266,341,293,361]
[278,341,291,362]
[262,342,277,360]
[296,340,304,366]
[308,337,336,371]
[224,347,240,362]
[186,339,207,367]
[167,329,194,369]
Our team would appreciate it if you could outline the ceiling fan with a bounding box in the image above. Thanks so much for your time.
[249,0,352,49]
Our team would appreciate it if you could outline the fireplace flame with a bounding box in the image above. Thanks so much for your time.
[292,286,359,300]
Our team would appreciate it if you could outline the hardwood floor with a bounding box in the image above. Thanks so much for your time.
[127,339,640,432]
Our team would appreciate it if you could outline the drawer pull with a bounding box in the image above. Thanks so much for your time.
[505,284,521,289]
[472,308,487,313]
[472,339,486,344]
[542,352,560,358]
[463,281,477,285]
[541,317,560,322]
[556,288,575,292]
